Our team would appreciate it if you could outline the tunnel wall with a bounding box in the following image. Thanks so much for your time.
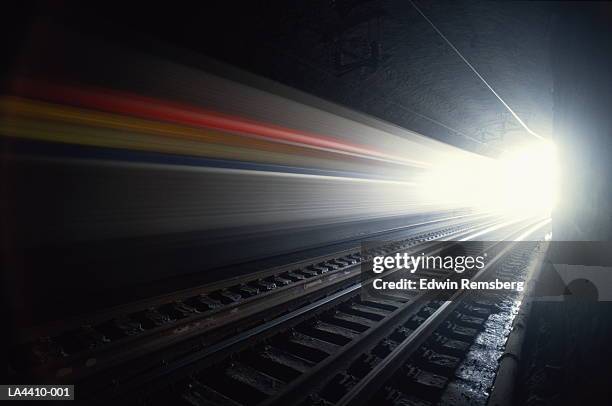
[552,4,612,240]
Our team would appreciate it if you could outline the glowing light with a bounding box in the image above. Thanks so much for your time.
[417,141,559,219]
[497,141,559,216]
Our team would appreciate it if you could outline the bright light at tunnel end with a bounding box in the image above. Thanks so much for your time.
[498,140,559,217]
[418,139,559,220]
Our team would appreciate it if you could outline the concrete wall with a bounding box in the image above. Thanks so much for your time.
[552,4,612,240]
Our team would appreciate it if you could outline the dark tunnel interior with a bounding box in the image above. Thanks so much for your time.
[3,1,612,405]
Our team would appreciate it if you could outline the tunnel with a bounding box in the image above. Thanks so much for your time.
[2,1,612,405]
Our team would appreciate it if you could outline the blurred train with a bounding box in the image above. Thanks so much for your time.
[1,26,492,323]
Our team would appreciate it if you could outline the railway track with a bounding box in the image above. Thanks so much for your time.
[157,220,544,405]
[13,214,496,384]
[331,223,549,406]
[9,214,547,405]
[68,216,546,405]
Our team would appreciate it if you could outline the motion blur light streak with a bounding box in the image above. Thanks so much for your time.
[6,79,428,168]
[2,73,491,245]
[1,33,554,251]
[1,73,553,246]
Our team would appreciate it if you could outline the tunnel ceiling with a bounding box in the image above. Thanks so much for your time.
[215,0,556,156]
[19,0,556,157]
